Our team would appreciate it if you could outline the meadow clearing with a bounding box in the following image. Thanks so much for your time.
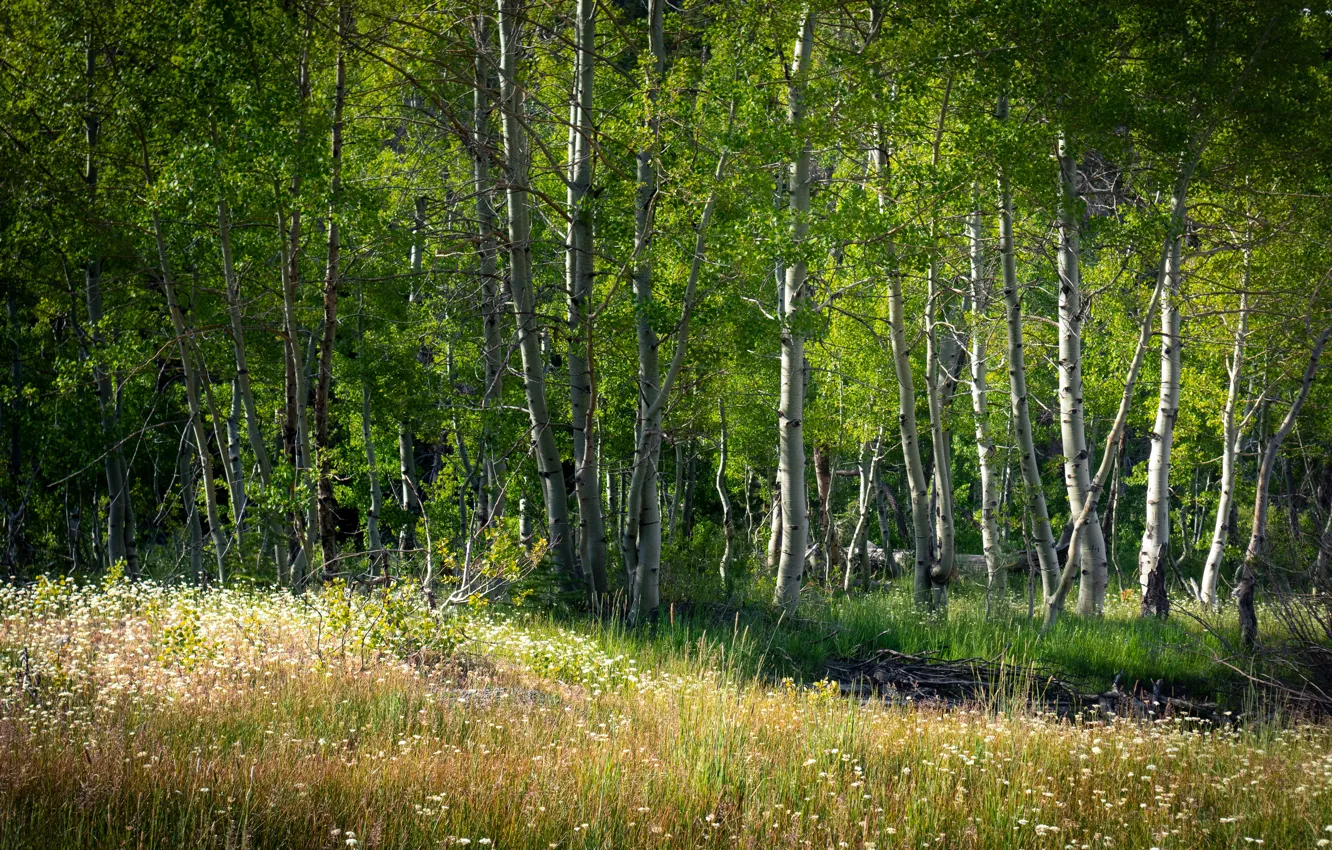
[3,575,1331,850]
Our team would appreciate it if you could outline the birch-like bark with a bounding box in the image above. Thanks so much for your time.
[767,475,783,570]
[998,147,1059,602]
[496,0,577,576]
[400,201,425,550]
[1139,232,1183,617]
[668,441,682,542]
[179,424,203,577]
[1237,326,1332,647]
[873,125,932,606]
[1314,500,1332,589]
[625,129,729,620]
[717,399,734,588]
[874,452,891,561]
[357,299,385,573]
[1200,288,1248,608]
[624,0,666,618]
[315,2,348,578]
[844,439,881,592]
[565,0,605,594]
[1043,244,1173,629]
[967,203,1002,604]
[922,81,957,606]
[814,443,837,579]
[226,378,247,527]
[773,9,815,612]
[198,362,245,548]
[1056,135,1111,616]
[217,198,273,490]
[152,211,228,580]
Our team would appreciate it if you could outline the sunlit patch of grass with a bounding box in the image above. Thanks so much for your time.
[2,577,1330,849]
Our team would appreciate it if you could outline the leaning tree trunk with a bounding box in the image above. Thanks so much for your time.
[1139,233,1183,618]
[1055,135,1111,616]
[998,138,1059,602]
[923,82,956,608]
[218,194,283,570]
[624,39,730,620]
[1200,288,1249,608]
[874,126,933,607]
[315,2,349,579]
[1237,326,1332,648]
[152,211,228,581]
[773,9,815,613]
[496,0,577,576]
[197,361,245,553]
[967,203,1003,606]
[1043,230,1176,630]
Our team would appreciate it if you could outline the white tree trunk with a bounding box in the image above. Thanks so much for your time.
[967,203,1003,605]
[844,439,882,593]
[998,157,1059,602]
[153,211,228,580]
[472,17,505,532]
[1055,136,1111,616]
[496,0,577,576]
[1200,288,1248,608]
[717,399,734,588]
[1139,232,1183,616]
[874,126,933,607]
[565,0,605,595]
[773,9,815,612]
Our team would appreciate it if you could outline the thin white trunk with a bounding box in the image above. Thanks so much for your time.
[773,8,815,612]
[472,12,503,536]
[566,0,605,595]
[1139,233,1183,616]
[496,0,577,575]
[998,148,1059,601]
[967,202,1002,604]
[315,2,349,577]
[874,125,932,606]
[717,399,734,587]
[923,82,955,607]
[218,198,273,489]
[767,474,783,569]
[625,5,730,620]
[1056,135,1110,615]
[152,210,228,580]
[844,439,881,593]
[1200,287,1248,608]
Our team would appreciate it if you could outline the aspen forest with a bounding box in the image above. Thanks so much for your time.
[5,0,1332,847]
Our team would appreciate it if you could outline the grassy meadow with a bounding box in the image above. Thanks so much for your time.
[4,574,1332,849]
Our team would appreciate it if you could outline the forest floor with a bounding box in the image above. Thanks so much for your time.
[3,575,1332,849]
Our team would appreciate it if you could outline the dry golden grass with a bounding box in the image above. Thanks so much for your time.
[3,577,1332,849]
